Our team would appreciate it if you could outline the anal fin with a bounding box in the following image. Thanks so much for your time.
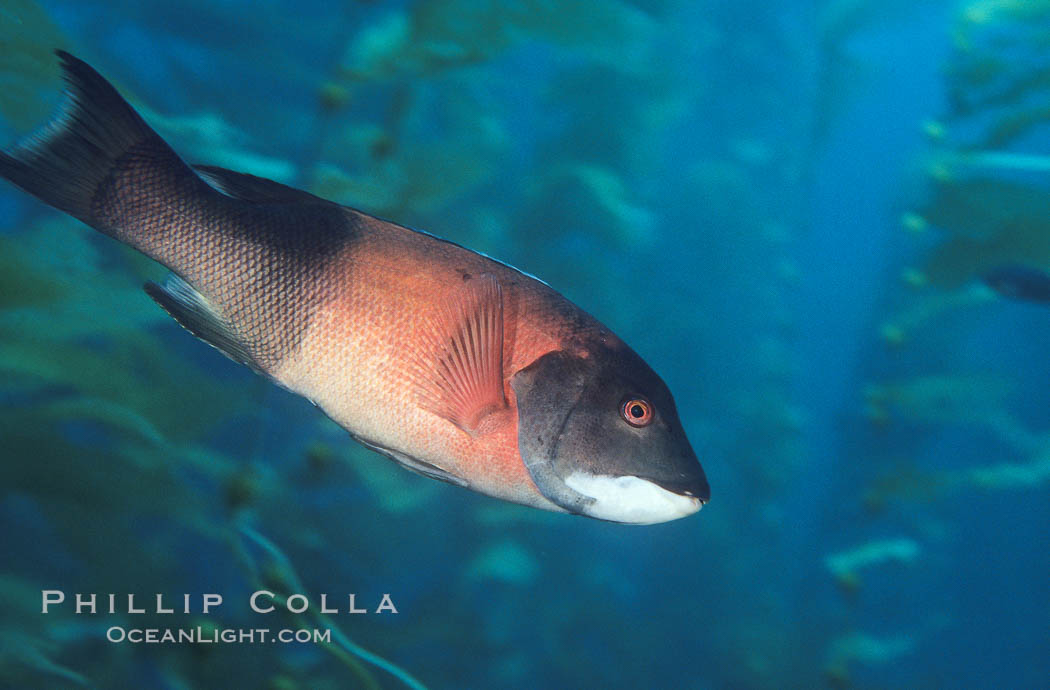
[412,274,507,435]
[145,275,261,372]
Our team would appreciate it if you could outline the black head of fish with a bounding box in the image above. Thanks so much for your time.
[511,343,709,524]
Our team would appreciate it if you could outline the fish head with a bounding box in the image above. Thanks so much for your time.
[511,343,709,524]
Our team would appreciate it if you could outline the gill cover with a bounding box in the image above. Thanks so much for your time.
[511,347,709,524]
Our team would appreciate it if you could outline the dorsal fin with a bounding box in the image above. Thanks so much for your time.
[412,274,507,435]
[145,274,262,372]
[193,164,331,205]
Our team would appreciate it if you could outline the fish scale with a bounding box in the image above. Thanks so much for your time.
[94,145,352,367]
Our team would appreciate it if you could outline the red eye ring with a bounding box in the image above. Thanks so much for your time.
[621,397,653,427]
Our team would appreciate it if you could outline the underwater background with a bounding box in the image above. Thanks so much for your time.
[1,0,1049,687]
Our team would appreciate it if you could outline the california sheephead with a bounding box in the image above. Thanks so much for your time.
[1,52,709,524]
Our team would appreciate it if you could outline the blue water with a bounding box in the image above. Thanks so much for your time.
[1,1,1049,688]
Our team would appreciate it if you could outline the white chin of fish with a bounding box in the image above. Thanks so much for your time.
[564,472,702,525]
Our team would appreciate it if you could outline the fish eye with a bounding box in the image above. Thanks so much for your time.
[620,396,653,427]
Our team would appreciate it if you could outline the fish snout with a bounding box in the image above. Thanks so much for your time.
[649,462,710,505]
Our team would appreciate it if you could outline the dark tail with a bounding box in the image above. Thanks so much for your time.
[0,51,193,241]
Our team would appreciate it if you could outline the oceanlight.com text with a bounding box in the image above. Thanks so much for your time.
[106,626,331,644]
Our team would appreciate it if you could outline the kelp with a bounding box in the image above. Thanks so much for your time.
[0,7,681,685]
[0,0,66,132]
[466,540,540,586]
[140,106,298,183]
[0,218,253,442]
[0,406,232,566]
[963,448,1050,489]
[824,537,920,594]
[0,212,262,681]
[810,0,943,148]
[867,442,1050,508]
[538,61,687,179]
[312,136,499,217]
[0,575,95,687]
[8,0,1035,687]
[305,419,441,515]
[523,163,655,249]
[878,286,995,348]
[871,8,1050,547]
[340,0,656,81]
[234,526,427,690]
[948,0,1050,120]
[818,0,940,43]
[307,76,507,218]
[315,0,674,225]
[912,0,1050,283]
[0,218,162,329]
[863,373,1013,427]
[824,631,916,687]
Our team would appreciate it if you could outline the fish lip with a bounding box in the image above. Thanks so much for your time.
[649,475,710,505]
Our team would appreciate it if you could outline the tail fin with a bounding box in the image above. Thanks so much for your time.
[0,51,180,235]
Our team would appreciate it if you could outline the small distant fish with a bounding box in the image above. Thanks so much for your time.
[982,264,1050,304]
[0,52,709,524]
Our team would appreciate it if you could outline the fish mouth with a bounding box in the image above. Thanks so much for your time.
[562,472,704,525]
[649,474,710,505]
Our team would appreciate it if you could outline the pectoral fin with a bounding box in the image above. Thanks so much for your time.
[412,274,507,435]
[145,274,261,372]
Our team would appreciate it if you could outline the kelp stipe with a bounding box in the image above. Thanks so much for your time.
[232,525,428,690]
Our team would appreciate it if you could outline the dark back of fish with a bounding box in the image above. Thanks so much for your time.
[0,51,360,369]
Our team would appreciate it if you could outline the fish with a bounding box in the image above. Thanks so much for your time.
[0,51,709,524]
[982,264,1050,305]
